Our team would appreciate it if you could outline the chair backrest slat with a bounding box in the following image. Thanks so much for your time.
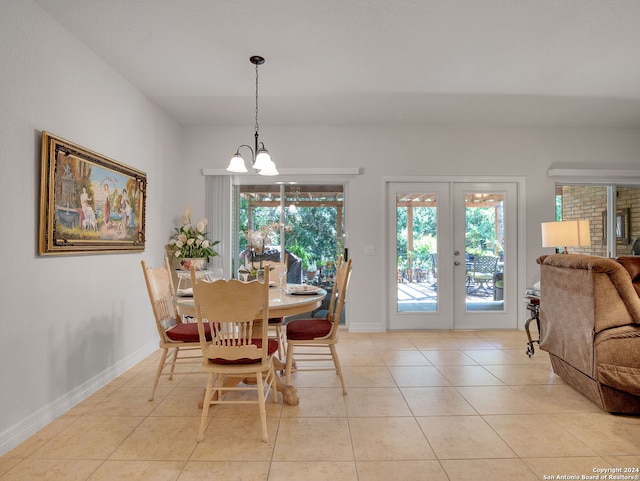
[326,257,353,338]
[191,267,271,363]
[141,260,179,342]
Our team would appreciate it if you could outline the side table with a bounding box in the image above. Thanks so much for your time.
[524,295,540,357]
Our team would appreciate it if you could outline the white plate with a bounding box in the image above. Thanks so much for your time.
[287,285,321,295]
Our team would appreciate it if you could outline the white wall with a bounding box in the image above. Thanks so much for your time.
[0,1,183,453]
[182,125,640,332]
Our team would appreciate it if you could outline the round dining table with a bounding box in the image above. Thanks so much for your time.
[174,284,327,406]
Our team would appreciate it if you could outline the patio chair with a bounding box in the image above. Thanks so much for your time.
[467,255,499,296]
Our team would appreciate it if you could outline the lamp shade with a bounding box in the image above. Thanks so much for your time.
[541,220,591,252]
[258,158,279,176]
[227,154,248,173]
[253,147,272,171]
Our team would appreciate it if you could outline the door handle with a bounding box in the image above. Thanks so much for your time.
[454,261,461,266]
[454,250,460,256]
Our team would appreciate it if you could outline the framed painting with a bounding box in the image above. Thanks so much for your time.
[602,208,631,245]
[39,131,147,255]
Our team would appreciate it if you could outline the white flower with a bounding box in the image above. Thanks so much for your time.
[169,210,219,259]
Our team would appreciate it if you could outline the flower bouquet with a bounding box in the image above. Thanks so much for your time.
[168,209,219,270]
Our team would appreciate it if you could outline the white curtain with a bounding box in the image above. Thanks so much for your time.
[205,175,233,277]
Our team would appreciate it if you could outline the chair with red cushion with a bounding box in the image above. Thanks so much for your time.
[191,267,279,443]
[284,257,353,394]
[264,259,289,358]
[141,260,209,401]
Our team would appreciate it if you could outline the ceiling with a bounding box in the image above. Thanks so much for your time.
[34,0,640,128]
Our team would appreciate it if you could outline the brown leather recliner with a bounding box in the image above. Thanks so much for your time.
[536,254,640,413]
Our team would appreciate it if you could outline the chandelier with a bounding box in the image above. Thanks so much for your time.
[226,55,278,176]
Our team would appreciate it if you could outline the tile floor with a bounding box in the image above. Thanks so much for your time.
[2,329,640,480]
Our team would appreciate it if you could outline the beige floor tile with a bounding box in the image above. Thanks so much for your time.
[0,457,22,477]
[551,413,640,455]
[285,369,344,388]
[109,416,201,461]
[150,387,212,417]
[208,389,282,418]
[356,460,448,481]
[484,414,596,457]
[190,417,278,461]
[435,365,503,386]
[379,350,431,366]
[281,387,347,417]
[421,350,478,366]
[449,339,498,350]
[440,458,539,481]
[334,339,375,352]
[401,387,477,416]
[30,416,143,460]
[87,460,185,481]
[369,338,418,351]
[510,385,602,413]
[484,363,562,385]
[505,348,551,364]
[417,416,516,459]
[523,456,614,479]
[178,461,270,481]
[0,458,102,481]
[464,349,523,365]
[349,417,435,461]
[339,350,386,367]
[342,366,397,388]
[90,386,171,417]
[344,388,412,417]
[603,454,640,467]
[456,386,539,414]
[3,415,81,459]
[409,338,458,350]
[269,461,357,481]
[272,418,353,462]
[388,365,452,387]
[174,372,211,388]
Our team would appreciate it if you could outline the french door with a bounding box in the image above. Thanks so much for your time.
[387,181,518,330]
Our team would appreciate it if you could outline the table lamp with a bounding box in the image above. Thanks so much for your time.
[541,220,591,254]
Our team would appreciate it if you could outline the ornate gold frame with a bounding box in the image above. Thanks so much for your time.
[39,131,146,255]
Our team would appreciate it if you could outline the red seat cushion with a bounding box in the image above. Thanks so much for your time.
[210,338,279,365]
[166,322,211,342]
[286,319,332,340]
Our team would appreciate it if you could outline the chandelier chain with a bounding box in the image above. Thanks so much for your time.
[254,62,259,136]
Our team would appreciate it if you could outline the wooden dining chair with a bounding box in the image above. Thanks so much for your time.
[284,257,353,394]
[263,258,288,358]
[191,266,279,443]
[140,260,209,401]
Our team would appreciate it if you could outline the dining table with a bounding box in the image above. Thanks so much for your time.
[174,283,327,406]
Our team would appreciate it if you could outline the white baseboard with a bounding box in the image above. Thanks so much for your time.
[0,340,157,456]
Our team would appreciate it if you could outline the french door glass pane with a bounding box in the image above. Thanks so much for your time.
[464,192,504,312]
[396,192,438,312]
